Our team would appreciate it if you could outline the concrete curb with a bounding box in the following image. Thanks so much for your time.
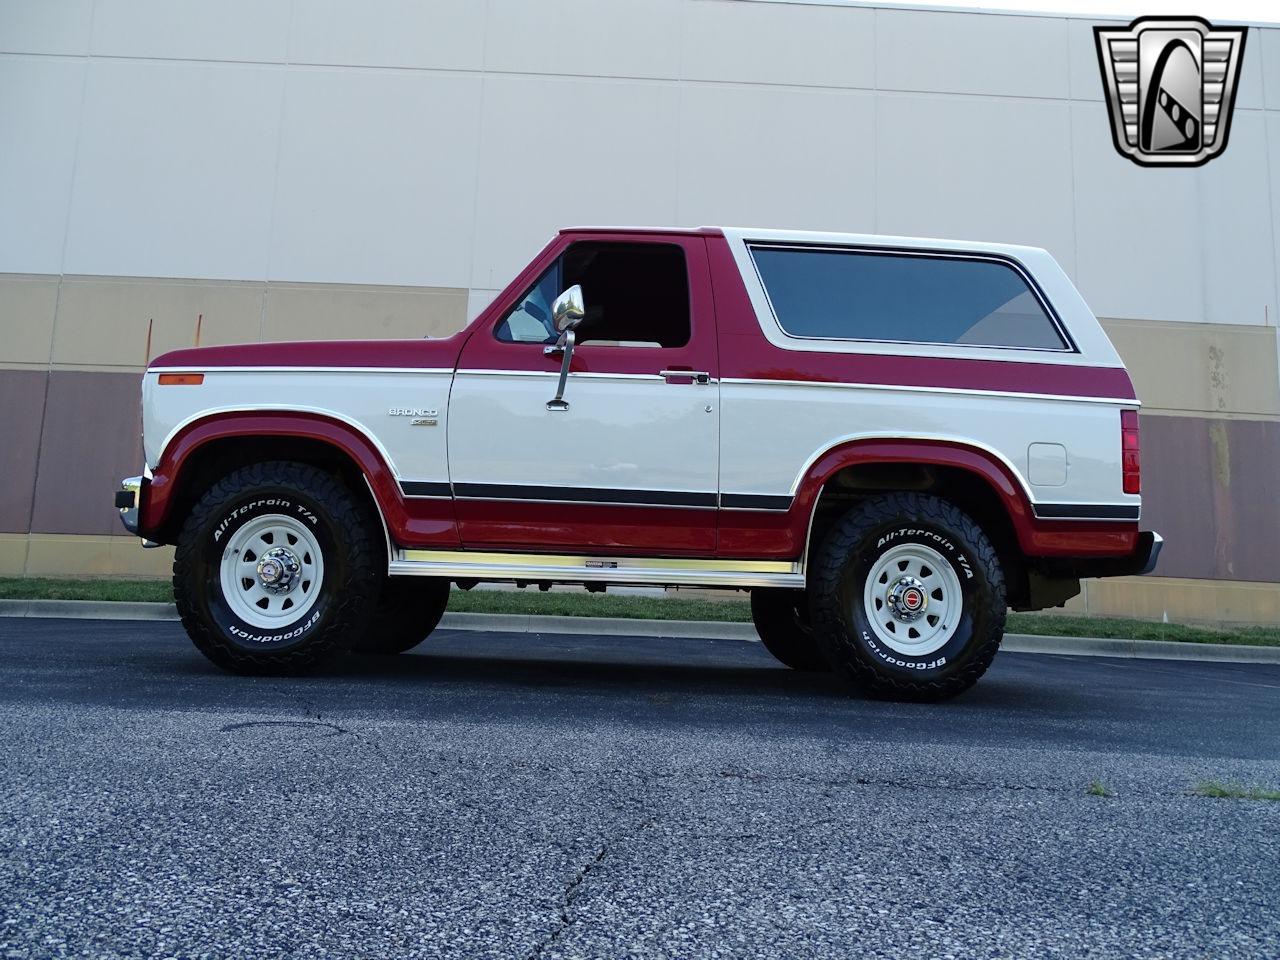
[1001,632,1280,664]
[2,599,1278,664]
[0,599,181,621]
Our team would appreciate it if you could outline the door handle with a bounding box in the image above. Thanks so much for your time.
[660,369,711,385]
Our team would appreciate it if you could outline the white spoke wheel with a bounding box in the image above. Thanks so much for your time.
[219,514,325,629]
[861,542,963,657]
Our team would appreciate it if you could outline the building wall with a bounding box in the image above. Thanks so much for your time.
[2,0,1279,622]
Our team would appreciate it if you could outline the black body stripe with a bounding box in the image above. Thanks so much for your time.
[451,483,717,508]
[1033,503,1140,520]
[401,481,452,498]
[721,493,794,511]
[402,482,1132,521]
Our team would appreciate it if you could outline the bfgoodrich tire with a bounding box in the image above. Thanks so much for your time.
[355,577,450,655]
[750,588,829,672]
[173,461,381,675]
[809,493,1006,701]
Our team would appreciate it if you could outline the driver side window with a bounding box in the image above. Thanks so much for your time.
[494,241,691,348]
[494,262,562,344]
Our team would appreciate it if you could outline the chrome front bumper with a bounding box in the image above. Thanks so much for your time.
[115,475,144,536]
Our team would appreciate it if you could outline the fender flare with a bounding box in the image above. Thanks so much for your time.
[142,409,424,545]
[791,437,1038,556]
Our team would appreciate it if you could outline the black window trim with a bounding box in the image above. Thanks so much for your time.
[745,241,1079,355]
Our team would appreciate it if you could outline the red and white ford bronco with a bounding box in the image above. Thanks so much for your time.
[117,227,1159,699]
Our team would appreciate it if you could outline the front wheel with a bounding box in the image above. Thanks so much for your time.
[808,493,1006,701]
[173,462,381,675]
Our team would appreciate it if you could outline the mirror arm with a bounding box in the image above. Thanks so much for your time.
[546,330,575,411]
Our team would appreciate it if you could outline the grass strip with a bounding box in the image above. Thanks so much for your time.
[1,577,1277,647]
[0,577,174,603]
[1193,781,1280,801]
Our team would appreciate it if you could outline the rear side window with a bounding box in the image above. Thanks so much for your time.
[749,246,1068,351]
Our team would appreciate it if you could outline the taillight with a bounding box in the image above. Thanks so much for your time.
[1121,410,1140,495]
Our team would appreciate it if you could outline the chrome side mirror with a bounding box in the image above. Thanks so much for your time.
[551,284,585,333]
[544,285,585,411]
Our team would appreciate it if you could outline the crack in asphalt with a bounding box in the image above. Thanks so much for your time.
[219,719,347,736]
[221,687,392,763]
[526,817,656,959]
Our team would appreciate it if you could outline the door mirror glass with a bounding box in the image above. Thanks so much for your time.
[551,284,585,333]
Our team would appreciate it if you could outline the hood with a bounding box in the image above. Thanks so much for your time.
[149,332,467,371]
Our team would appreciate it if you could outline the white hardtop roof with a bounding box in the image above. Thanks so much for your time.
[561,225,1051,260]
[718,227,1052,261]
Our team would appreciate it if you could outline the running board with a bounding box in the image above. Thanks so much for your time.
[389,549,804,589]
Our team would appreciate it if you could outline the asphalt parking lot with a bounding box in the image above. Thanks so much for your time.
[1,618,1278,959]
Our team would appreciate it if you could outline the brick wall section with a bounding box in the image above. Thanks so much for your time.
[27,371,146,536]
[0,370,49,533]
[1140,415,1280,581]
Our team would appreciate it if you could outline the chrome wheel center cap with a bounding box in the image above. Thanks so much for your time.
[886,576,928,623]
[256,548,300,595]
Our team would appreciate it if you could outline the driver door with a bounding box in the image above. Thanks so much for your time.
[447,234,720,555]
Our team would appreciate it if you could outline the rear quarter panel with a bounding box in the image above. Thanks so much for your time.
[718,383,1129,512]
[710,230,1140,528]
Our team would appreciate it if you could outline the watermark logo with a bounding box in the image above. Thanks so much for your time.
[1095,16,1247,167]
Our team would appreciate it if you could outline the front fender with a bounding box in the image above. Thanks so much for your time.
[142,410,456,548]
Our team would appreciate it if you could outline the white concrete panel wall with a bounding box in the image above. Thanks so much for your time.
[676,85,876,232]
[874,94,1077,274]
[1,0,1279,332]
[1069,99,1204,325]
[270,68,483,287]
[0,56,84,274]
[0,0,94,56]
[1200,112,1278,327]
[63,60,283,280]
[1270,112,1280,325]
[486,0,683,80]
[681,0,875,87]
[470,75,682,290]
[88,0,293,63]
[876,10,1068,99]
[288,0,486,72]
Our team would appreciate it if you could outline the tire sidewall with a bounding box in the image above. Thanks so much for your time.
[751,588,828,672]
[829,517,1001,683]
[190,490,345,653]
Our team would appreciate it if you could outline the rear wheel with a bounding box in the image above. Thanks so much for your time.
[750,588,829,672]
[173,461,380,675]
[809,493,1006,701]
[355,577,450,655]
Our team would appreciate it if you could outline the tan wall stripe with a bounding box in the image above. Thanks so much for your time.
[0,273,471,374]
[2,275,1280,611]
